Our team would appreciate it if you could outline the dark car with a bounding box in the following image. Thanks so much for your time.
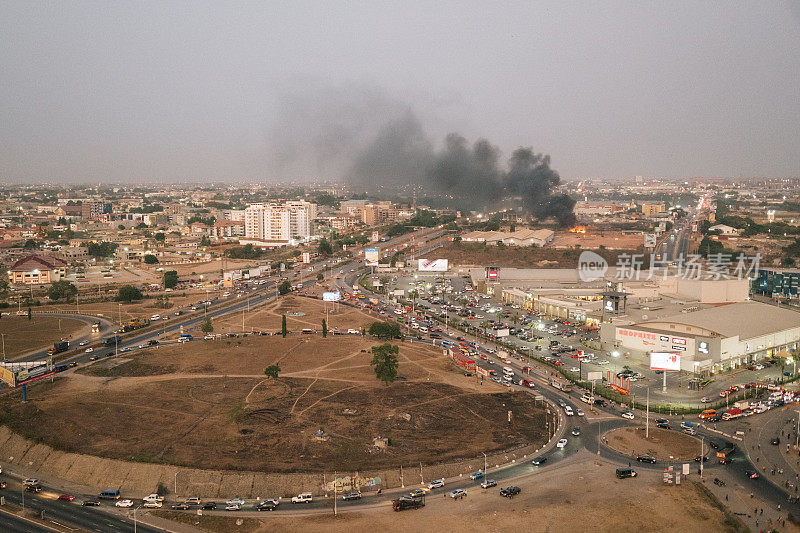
[257,501,279,511]
[636,454,657,464]
[594,399,608,407]
[770,437,780,445]
[500,486,521,498]
[713,478,726,486]
[532,456,547,465]
[82,500,100,506]
[718,457,731,465]
[392,496,425,511]
[202,502,217,510]
[655,418,669,425]
[745,470,760,479]
[694,455,709,463]
[342,491,362,501]
[25,484,42,493]
[656,422,672,430]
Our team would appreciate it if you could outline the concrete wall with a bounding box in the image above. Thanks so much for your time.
[0,426,545,499]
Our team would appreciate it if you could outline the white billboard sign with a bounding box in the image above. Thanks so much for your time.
[587,371,603,381]
[323,291,341,302]
[644,233,657,248]
[365,248,380,266]
[417,259,448,272]
[650,352,681,371]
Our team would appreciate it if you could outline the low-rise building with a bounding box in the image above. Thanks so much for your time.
[8,254,67,285]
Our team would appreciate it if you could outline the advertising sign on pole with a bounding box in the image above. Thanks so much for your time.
[650,352,681,371]
[365,248,380,266]
[417,259,448,272]
[323,291,341,302]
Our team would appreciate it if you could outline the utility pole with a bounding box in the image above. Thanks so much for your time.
[483,452,487,474]
[646,388,650,439]
[795,410,799,451]
[334,472,337,516]
[700,437,704,479]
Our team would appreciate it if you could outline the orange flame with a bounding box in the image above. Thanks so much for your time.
[569,225,587,234]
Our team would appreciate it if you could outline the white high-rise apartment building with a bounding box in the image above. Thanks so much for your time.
[244,201,317,242]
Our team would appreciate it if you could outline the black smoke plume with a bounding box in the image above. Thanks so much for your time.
[269,82,575,226]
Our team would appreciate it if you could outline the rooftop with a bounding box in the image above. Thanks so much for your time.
[639,301,800,340]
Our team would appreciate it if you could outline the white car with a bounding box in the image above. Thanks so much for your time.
[597,360,610,365]
[622,411,635,420]
[85,347,93,353]
[150,314,160,321]
[226,498,246,506]
[576,408,584,416]
[564,406,574,416]
[556,438,568,449]
[291,493,312,504]
[428,479,445,489]
[142,500,162,508]
[143,493,164,503]
[225,503,240,511]
[115,499,134,508]
[79,341,87,346]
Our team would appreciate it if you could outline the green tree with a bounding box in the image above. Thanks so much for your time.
[318,237,333,255]
[118,224,126,231]
[163,270,178,289]
[48,280,77,301]
[264,364,281,378]
[201,317,213,333]
[317,272,324,280]
[281,314,287,337]
[200,235,211,247]
[154,232,166,243]
[368,321,401,339]
[143,254,159,264]
[278,280,292,295]
[27,306,32,320]
[370,343,399,384]
[86,241,119,257]
[117,285,143,302]
[322,318,328,338]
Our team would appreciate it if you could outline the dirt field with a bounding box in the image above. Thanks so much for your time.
[3,334,543,472]
[0,315,86,358]
[166,259,264,277]
[152,453,746,533]
[209,295,374,334]
[604,427,702,461]
[420,242,638,268]
[44,292,212,324]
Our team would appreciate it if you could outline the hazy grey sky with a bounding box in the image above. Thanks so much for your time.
[1,1,798,183]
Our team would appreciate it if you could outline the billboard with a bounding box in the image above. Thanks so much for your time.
[365,248,380,266]
[418,259,448,272]
[323,291,341,302]
[650,352,681,371]
[587,371,603,381]
[302,252,311,264]
[487,269,498,280]
[644,233,657,248]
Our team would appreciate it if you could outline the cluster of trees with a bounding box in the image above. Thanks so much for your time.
[163,270,178,289]
[368,321,402,339]
[128,204,164,213]
[225,244,262,259]
[87,241,119,257]
[48,280,77,301]
[278,280,292,295]
[143,254,159,264]
[117,285,143,302]
[317,237,333,255]
[387,209,456,237]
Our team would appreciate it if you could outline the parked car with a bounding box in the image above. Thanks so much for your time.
[500,486,521,498]
[428,479,445,489]
[616,468,637,479]
[449,489,467,499]
[115,499,134,508]
[342,491,362,501]
[481,479,497,489]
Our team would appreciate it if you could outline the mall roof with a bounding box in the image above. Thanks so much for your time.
[639,301,800,340]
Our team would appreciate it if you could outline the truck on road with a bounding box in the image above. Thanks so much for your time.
[549,377,572,392]
[47,341,70,355]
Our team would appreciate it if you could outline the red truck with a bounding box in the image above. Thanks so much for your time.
[722,408,743,421]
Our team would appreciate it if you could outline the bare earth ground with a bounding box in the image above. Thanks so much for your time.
[166,259,264,277]
[605,427,702,462]
[2,335,542,472]
[153,453,747,533]
[0,315,86,358]
[209,295,374,334]
[419,242,638,268]
[45,292,212,323]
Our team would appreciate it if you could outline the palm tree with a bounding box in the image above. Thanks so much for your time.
[480,320,491,337]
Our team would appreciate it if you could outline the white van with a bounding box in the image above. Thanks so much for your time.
[564,405,574,416]
[503,366,514,376]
